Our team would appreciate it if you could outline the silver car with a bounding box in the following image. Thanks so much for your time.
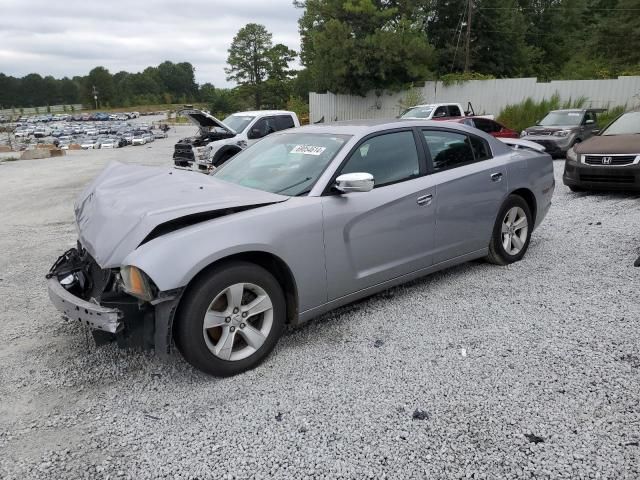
[47,120,554,376]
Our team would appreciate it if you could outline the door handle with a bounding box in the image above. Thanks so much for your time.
[491,172,503,182]
[416,194,433,206]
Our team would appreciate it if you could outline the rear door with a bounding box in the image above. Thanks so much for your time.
[322,129,437,299]
[420,128,508,263]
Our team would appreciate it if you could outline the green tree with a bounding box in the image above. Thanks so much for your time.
[85,67,115,107]
[225,23,296,109]
[296,0,436,95]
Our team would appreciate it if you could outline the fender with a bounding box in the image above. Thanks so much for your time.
[212,145,242,166]
[122,197,328,314]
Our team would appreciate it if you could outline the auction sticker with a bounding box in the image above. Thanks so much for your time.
[291,145,326,155]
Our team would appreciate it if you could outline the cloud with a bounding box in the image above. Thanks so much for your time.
[0,0,302,86]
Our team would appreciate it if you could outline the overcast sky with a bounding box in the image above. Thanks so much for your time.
[0,0,302,86]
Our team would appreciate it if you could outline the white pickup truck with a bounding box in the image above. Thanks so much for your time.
[400,102,494,121]
[173,109,300,173]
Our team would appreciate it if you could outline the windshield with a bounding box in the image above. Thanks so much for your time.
[602,111,640,135]
[223,114,255,133]
[213,132,351,196]
[400,106,433,119]
[539,111,583,126]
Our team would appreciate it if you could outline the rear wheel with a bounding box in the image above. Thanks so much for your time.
[486,195,533,265]
[175,262,286,376]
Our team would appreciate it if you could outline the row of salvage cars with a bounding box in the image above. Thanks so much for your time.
[47,107,638,377]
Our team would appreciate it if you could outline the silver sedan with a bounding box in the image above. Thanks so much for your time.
[47,120,554,376]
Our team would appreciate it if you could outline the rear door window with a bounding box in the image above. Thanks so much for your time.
[471,118,494,133]
[448,105,462,117]
[275,115,295,131]
[422,130,492,171]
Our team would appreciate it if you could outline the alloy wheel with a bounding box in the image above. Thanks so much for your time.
[202,283,274,361]
[501,206,529,255]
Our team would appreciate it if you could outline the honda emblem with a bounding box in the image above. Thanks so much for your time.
[602,156,612,165]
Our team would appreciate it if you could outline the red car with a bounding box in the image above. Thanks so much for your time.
[445,116,519,138]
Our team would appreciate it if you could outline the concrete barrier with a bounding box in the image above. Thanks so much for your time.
[20,148,66,160]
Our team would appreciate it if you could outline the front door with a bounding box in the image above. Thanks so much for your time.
[420,129,509,263]
[321,130,437,300]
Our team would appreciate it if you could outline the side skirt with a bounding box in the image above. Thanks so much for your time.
[297,248,488,324]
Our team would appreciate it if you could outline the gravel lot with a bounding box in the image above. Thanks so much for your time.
[1,131,639,479]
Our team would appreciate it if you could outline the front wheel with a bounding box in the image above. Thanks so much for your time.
[175,262,286,376]
[486,195,533,265]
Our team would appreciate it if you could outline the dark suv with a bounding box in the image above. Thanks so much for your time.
[521,108,605,157]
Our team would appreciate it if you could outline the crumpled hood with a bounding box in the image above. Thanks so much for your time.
[74,162,288,267]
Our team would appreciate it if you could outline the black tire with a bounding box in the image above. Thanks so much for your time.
[175,261,286,376]
[568,185,585,192]
[486,194,533,266]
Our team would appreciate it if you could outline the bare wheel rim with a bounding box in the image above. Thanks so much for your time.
[202,283,274,361]
[501,206,528,256]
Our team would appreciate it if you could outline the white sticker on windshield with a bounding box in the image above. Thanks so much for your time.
[291,145,326,155]
[567,113,580,116]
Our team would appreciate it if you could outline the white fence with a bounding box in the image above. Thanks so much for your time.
[309,76,640,123]
[0,104,84,117]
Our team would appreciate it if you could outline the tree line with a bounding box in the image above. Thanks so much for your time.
[2,0,639,111]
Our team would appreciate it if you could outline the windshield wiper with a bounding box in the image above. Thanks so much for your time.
[275,177,312,194]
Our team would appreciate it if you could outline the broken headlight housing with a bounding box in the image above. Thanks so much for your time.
[120,266,155,302]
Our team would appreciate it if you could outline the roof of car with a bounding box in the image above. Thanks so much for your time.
[550,108,607,113]
[233,110,296,116]
[289,118,479,135]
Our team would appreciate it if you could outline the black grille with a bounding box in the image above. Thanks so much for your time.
[584,155,636,166]
[173,145,195,161]
[580,174,635,184]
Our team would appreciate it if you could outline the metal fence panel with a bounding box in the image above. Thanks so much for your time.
[309,76,640,123]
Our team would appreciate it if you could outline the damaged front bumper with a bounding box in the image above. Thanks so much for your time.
[47,278,122,333]
[46,247,183,355]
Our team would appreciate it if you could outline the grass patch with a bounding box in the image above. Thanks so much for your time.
[497,93,588,132]
[597,105,626,130]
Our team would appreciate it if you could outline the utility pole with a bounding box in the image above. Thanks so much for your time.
[464,0,473,73]
[92,85,99,110]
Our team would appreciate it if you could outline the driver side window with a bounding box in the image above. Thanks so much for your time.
[340,131,420,188]
[433,106,448,118]
[251,117,276,138]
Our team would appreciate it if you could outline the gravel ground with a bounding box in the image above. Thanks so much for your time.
[0,135,639,479]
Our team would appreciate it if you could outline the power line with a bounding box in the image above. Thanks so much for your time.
[450,9,465,72]
[464,0,473,72]
[477,6,640,11]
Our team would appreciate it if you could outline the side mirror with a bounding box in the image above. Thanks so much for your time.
[335,172,374,193]
[248,128,264,140]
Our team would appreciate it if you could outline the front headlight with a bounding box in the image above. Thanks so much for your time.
[120,266,155,301]
[566,147,578,162]
[520,130,528,137]
[553,130,571,137]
